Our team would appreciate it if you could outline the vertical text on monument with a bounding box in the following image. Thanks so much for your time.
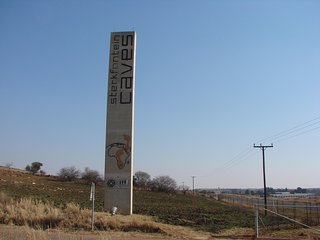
[105,31,136,215]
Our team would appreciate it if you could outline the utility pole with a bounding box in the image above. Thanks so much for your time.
[254,143,273,216]
[191,176,196,194]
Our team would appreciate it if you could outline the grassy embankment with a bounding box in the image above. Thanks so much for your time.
[0,167,253,233]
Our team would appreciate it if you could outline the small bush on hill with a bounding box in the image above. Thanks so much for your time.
[134,171,151,189]
[57,166,80,181]
[150,175,177,192]
[25,162,43,174]
[81,167,102,183]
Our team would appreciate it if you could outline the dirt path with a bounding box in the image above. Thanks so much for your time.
[0,224,214,240]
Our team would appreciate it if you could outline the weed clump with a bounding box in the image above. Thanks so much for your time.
[0,195,63,228]
[0,192,163,233]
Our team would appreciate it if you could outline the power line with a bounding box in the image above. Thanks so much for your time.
[256,116,320,144]
[199,147,255,178]
[273,125,320,144]
[197,115,320,183]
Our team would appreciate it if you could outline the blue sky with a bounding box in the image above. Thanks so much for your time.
[1,0,319,189]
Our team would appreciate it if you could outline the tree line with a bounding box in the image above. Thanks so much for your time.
[25,162,102,183]
[25,162,182,193]
[133,171,188,193]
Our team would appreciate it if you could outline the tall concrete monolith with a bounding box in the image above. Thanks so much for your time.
[105,31,136,215]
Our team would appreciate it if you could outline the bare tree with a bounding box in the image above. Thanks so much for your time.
[150,175,177,192]
[25,162,43,174]
[82,167,102,183]
[5,162,13,168]
[134,171,151,189]
[57,166,80,181]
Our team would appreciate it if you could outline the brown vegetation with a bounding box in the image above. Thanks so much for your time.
[1,167,320,239]
[0,192,161,233]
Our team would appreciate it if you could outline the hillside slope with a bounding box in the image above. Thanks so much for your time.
[0,167,253,233]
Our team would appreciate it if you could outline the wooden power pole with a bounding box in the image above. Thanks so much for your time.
[254,143,273,215]
[191,176,196,194]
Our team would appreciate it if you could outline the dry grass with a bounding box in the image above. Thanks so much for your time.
[0,192,62,228]
[0,192,214,239]
[1,193,320,239]
[0,224,179,240]
[0,192,162,233]
[210,227,320,240]
[258,227,320,240]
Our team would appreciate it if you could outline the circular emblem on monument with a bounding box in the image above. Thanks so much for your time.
[107,179,116,188]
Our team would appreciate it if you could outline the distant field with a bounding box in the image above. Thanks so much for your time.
[0,167,254,233]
